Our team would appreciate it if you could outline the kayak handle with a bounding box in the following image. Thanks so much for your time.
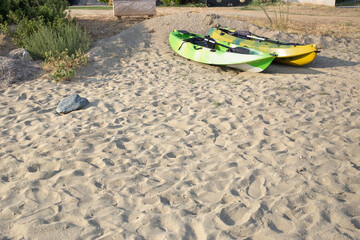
[194,46,202,50]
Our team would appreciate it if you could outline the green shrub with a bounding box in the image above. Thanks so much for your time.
[160,0,205,6]
[161,0,181,6]
[2,0,89,83]
[0,0,10,23]
[44,50,89,82]
[0,22,9,34]
[23,22,91,60]
[8,14,75,48]
[1,0,68,23]
[10,17,45,47]
[98,0,111,4]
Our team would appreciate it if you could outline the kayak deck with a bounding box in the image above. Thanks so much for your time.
[169,30,275,72]
[208,27,319,66]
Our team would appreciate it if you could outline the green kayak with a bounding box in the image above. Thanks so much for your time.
[169,30,276,73]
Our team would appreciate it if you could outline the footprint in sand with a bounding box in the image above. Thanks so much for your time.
[219,202,260,226]
[25,188,61,206]
[246,176,266,199]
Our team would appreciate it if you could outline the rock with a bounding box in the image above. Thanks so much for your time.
[56,94,89,114]
[9,48,33,61]
[8,48,25,59]
[0,56,42,87]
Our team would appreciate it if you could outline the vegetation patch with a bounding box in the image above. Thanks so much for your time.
[160,0,206,7]
[251,0,290,31]
[0,0,92,82]
[0,0,68,24]
[69,6,113,10]
[24,22,91,60]
[161,0,181,6]
[44,50,89,82]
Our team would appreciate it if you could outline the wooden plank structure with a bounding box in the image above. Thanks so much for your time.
[113,0,156,17]
[291,0,336,6]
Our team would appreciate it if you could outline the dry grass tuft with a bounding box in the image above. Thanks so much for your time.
[232,16,360,39]
[236,3,360,38]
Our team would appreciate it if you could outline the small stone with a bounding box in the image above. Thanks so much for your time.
[56,94,89,114]
[9,48,24,59]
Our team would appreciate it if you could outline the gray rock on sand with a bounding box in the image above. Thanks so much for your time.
[56,94,89,114]
[9,48,33,61]
[0,56,42,87]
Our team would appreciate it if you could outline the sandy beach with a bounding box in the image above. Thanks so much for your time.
[1,9,360,240]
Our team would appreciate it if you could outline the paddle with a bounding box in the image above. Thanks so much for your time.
[203,36,250,54]
[218,27,302,46]
[177,30,250,54]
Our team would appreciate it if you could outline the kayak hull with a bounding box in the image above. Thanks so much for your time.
[275,51,318,66]
[208,27,318,66]
[169,30,275,72]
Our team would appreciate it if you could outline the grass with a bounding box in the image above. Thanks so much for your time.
[69,6,113,10]
[231,2,360,38]
[157,3,207,7]
[249,0,291,30]
[230,15,360,39]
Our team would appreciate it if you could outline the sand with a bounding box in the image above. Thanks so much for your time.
[1,13,360,240]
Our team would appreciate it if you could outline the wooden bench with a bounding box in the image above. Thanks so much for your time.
[113,0,156,18]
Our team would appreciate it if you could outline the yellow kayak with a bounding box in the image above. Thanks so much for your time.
[208,27,319,66]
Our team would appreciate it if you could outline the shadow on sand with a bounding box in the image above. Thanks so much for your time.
[265,63,324,75]
[308,55,360,69]
[265,55,359,74]
[77,22,153,78]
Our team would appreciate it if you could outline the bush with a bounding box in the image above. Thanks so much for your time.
[98,0,113,4]
[161,0,181,6]
[0,0,10,23]
[1,0,68,24]
[2,0,90,83]
[10,17,45,47]
[23,22,91,60]
[8,15,75,48]
[44,50,89,82]
[0,22,9,34]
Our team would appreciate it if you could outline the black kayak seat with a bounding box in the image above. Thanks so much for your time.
[177,30,251,54]
[227,47,250,54]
